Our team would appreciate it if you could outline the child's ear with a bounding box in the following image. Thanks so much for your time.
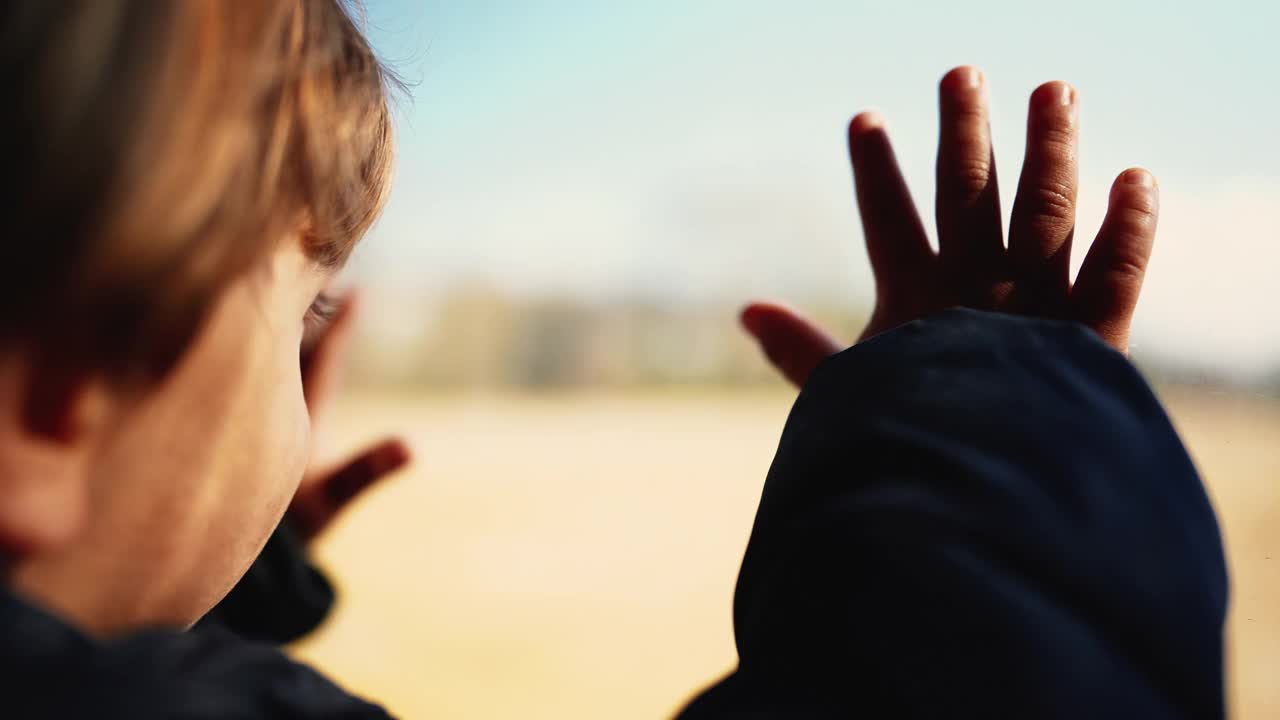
[0,357,109,557]
[21,360,111,445]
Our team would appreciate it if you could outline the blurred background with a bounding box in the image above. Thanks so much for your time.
[290,1,1280,717]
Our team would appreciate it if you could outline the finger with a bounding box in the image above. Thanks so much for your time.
[322,438,410,508]
[1008,81,1079,313]
[1070,169,1159,353]
[848,112,934,302]
[741,302,843,388]
[301,290,359,417]
[295,438,411,540]
[935,66,1006,299]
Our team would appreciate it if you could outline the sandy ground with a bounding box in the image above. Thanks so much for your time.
[290,387,1280,719]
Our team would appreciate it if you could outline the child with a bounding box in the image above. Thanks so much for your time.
[0,1,1225,717]
[1,1,402,716]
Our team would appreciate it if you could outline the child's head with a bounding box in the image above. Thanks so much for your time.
[0,0,395,633]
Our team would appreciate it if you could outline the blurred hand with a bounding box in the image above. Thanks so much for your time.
[290,292,410,542]
[743,66,1159,388]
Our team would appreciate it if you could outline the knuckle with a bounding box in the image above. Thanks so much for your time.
[1028,179,1077,221]
[1104,250,1149,283]
[946,158,995,203]
[1098,224,1155,282]
[1096,243,1152,283]
[1115,203,1158,230]
[1114,191,1159,222]
[1113,257,1148,280]
[958,157,994,187]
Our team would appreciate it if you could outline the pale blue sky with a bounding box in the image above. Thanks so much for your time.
[352,0,1280,374]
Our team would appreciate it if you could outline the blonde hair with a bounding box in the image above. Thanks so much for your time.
[0,0,397,376]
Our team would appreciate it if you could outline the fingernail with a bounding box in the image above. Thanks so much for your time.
[849,110,885,135]
[943,66,983,92]
[1033,81,1075,109]
[1122,169,1156,188]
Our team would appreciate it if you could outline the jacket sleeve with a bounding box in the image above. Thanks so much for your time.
[197,521,336,646]
[677,308,1228,719]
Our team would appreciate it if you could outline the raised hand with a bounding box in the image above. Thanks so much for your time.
[743,66,1159,388]
[290,293,410,542]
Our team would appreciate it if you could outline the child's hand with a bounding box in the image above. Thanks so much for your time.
[742,66,1158,388]
[291,293,410,542]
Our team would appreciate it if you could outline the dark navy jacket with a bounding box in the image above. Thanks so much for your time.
[0,309,1227,718]
[0,525,390,719]
[677,309,1227,718]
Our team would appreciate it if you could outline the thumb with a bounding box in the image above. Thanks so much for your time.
[741,302,843,389]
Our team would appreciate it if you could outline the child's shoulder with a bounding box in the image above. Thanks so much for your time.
[0,586,393,720]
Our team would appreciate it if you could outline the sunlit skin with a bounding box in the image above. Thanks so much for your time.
[741,66,1159,386]
[3,239,407,635]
